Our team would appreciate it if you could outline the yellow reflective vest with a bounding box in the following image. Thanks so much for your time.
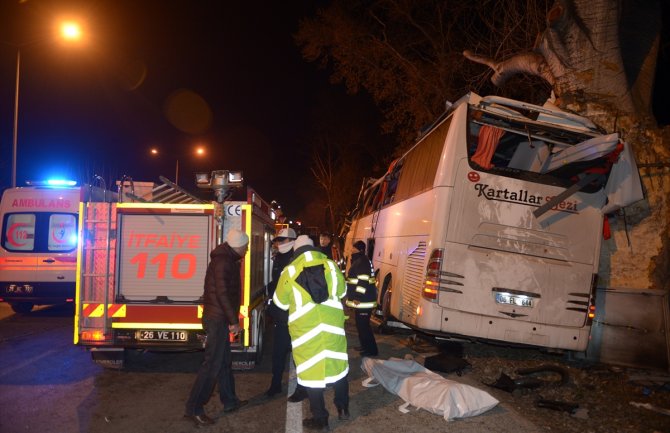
[273,248,349,388]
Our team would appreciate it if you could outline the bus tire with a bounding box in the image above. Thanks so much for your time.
[378,276,394,334]
[10,302,33,314]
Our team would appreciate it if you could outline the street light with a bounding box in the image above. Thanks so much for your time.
[11,20,84,187]
[150,145,206,186]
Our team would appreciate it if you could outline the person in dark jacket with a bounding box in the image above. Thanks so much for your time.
[264,227,303,398]
[184,228,249,427]
[318,232,333,260]
[345,241,379,357]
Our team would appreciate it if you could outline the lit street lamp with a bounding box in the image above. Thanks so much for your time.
[150,146,206,186]
[11,20,83,187]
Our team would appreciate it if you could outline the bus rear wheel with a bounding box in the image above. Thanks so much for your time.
[378,277,394,334]
[10,302,33,314]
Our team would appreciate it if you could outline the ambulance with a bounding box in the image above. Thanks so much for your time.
[0,181,113,313]
[74,173,274,369]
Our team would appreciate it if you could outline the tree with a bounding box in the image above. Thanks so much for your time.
[297,0,669,290]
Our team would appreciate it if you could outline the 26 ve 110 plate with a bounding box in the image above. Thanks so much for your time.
[137,330,188,341]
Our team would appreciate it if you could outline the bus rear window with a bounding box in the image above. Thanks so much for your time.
[467,107,617,193]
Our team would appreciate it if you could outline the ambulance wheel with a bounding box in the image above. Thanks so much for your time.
[10,302,33,314]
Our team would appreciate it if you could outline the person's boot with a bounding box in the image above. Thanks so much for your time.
[302,417,328,431]
[337,406,350,420]
[287,386,308,402]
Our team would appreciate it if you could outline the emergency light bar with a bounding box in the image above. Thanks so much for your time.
[25,179,77,187]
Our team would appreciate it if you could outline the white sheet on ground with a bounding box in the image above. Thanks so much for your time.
[361,357,499,421]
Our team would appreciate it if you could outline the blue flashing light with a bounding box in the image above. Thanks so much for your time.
[25,179,77,187]
[46,179,77,186]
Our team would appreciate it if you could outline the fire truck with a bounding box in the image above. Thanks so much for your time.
[74,172,275,369]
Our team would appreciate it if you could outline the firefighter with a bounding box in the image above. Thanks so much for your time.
[184,229,249,427]
[273,235,350,431]
[345,240,378,357]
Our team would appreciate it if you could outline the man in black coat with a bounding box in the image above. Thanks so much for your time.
[345,241,379,357]
[264,227,299,398]
[184,228,249,427]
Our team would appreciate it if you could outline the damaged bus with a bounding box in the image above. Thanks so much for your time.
[343,93,643,351]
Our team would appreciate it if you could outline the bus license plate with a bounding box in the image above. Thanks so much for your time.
[495,293,533,308]
[138,330,188,342]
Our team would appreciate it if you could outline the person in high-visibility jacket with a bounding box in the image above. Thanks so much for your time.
[345,240,378,357]
[273,235,349,431]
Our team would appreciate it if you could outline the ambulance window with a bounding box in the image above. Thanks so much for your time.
[3,213,36,252]
[48,214,77,251]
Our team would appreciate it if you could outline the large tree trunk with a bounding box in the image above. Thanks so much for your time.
[466,0,669,290]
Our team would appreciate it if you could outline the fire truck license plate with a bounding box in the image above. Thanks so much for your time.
[138,330,188,342]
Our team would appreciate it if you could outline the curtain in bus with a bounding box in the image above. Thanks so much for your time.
[394,119,450,202]
[471,125,505,169]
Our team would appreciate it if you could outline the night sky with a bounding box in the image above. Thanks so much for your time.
[0,0,379,219]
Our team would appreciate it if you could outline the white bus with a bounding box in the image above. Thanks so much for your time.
[344,93,642,351]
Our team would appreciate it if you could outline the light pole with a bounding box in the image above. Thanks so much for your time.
[150,146,206,186]
[11,20,83,187]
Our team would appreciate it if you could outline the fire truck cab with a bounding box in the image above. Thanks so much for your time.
[75,174,274,369]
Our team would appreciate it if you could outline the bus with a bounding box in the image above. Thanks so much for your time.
[343,93,642,351]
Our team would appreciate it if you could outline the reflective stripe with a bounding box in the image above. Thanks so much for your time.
[355,286,366,294]
[287,265,296,277]
[296,349,349,374]
[298,365,350,388]
[358,275,370,281]
[321,299,343,310]
[272,291,290,310]
[328,261,339,298]
[345,299,377,309]
[292,286,303,309]
[291,323,346,348]
[304,251,313,262]
[288,301,315,323]
[347,278,358,284]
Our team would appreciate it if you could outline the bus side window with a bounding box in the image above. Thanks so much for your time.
[363,184,381,216]
[383,159,403,206]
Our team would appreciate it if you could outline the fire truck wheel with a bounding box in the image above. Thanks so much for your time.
[10,302,33,314]
[255,317,265,364]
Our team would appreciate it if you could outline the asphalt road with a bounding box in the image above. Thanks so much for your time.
[0,303,541,433]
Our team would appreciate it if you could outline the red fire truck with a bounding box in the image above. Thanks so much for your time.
[74,173,274,369]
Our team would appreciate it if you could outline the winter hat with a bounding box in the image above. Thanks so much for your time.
[226,228,249,248]
[353,240,366,252]
[273,227,297,242]
[294,235,314,251]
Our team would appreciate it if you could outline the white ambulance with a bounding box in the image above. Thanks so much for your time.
[0,181,112,313]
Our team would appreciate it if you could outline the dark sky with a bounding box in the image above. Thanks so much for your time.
[0,0,380,219]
